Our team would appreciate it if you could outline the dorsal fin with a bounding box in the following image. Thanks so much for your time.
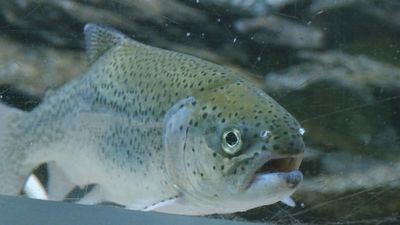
[84,23,128,64]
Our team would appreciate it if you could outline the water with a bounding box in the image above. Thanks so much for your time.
[0,1,399,224]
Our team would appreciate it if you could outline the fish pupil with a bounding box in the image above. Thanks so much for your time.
[225,132,238,147]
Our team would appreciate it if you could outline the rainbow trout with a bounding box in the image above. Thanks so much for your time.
[0,24,305,215]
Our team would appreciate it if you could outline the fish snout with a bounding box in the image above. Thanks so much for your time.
[254,127,305,179]
[269,128,305,156]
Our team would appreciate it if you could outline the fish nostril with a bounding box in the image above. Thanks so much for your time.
[259,130,271,139]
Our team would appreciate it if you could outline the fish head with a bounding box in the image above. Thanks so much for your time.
[163,80,305,214]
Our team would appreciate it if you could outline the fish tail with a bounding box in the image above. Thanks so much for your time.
[0,102,30,195]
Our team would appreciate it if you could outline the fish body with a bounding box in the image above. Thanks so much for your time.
[0,24,305,215]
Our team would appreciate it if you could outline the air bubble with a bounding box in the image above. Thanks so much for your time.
[299,128,306,135]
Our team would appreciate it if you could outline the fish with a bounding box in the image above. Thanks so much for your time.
[0,24,305,215]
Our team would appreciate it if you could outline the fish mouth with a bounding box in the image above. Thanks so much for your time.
[257,156,302,174]
[241,153,304,191]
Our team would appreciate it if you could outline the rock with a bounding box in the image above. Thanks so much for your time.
[265,51,400,93]
[0,0,207,47]
[310,0,400,31]
[0,37,85,97]
[197,0,300,16]
[301,151,400,193]
[235,16,324,49]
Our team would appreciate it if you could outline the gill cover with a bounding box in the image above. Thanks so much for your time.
[163,96,197,188]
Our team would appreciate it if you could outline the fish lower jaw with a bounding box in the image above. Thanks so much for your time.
[241,154,304,191]
[253,170,303,188]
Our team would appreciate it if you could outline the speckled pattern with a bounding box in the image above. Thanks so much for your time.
[0,24,305,215]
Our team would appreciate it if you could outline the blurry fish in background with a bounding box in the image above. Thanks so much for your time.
[0,24,305,215]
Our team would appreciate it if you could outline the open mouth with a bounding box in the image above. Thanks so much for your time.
[256,156,302,174]
[241,154,303,191]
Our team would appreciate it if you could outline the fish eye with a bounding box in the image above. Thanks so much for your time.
[221,128,242,155]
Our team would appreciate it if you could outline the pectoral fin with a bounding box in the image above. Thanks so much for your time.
[24,174,48,200]
[280,196,296,207]
[76,185,105,205]
[46,162,77,201]
[127,195,180,212]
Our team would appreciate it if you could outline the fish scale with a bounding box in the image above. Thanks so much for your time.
[0,24,305,215]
